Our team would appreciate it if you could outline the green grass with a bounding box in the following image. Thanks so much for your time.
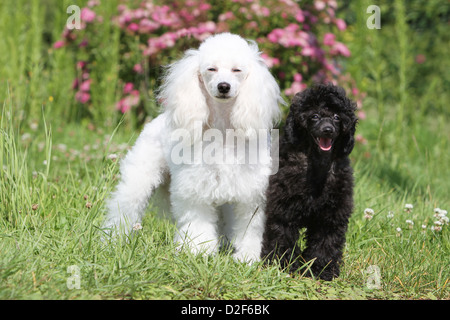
[0,1,449,300]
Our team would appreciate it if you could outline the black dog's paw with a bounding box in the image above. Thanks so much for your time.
[300,258,340,281]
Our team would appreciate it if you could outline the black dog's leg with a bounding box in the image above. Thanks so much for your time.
[301,222,348,281]
[261,219,302,270]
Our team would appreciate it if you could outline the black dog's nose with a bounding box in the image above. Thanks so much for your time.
[217,82,231,94]
[322,125,335,135]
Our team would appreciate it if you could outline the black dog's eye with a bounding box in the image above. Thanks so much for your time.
[232,68,242,73]
[333,114,340,121]
[207,67,217,72]
[311,114,320,121]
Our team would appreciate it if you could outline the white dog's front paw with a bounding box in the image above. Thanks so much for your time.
[232,249,261,264]
[175,234,220,257]
[100,218,137,242]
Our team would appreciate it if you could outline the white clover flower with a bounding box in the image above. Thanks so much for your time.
[133,223,143,231]
[387,211,394,219]
[431,225,442,232]
[107,153,118,161]
[406,219,414,229]
[404,204,413,213]
[364,208,374,220]
[421,224,427,230]
[395,227,402,236]
[434,208,442,218]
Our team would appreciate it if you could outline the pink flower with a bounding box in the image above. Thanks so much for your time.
[80,79,91,92]
[81,8,96,23]
[79,38,88,48]
[127,23,139,32]
[415,54,426,64]
[116,92,140,113]
[199,3,211,11]
[87,0,100,7]
[335,18,347,31]
[356,134,367,145]
[123,83,134,94]
[314,1,326,11]
[260,53,280,68]
[118,10,133,26]
[139,19,159,33]
[75,91,90,104]
[357,110,366,120]
[53,41,65,49]
[285,81,307,96]
[62,28,76,42]
[332,42,351,57]
[133,63,144,74]
[301,46,314,56]
[323,33,336,46]
[295,10,305,23]
[72,78,79,90]
[116,98,129,113]
[133,8,147,20]
[77,61,87,70]
[261,7,270,17]
[219,11,234,21]
[196,21,216,34]
[267,30,280,43]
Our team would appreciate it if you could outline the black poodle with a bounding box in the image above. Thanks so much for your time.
[261,84,357,281]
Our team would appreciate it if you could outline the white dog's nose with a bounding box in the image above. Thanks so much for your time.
[217,82,231,94]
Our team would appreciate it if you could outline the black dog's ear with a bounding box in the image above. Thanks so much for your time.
[283,108,297,144]
[283,100,309,145]
[337,117,357,157]
[283,91,311,150]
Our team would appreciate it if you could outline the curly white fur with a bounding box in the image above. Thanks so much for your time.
[103,33,283,262]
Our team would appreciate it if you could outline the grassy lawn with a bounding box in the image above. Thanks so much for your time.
[0,0,448,300]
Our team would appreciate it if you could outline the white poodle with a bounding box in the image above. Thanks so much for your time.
[103,33,283,262]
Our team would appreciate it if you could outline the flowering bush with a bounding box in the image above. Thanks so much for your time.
[54,0,363,124]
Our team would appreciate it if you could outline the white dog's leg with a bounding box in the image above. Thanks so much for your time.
[103,115,168,237]
[228,202,266,263]
[171,198,220,255]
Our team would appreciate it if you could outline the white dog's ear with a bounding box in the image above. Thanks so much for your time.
[158,49,208,141]
[232,46,283,134]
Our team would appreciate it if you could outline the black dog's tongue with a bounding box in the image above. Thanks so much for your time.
[319,137,332,151]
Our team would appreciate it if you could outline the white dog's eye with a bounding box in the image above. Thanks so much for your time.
[232,68,242,73]
[207,67,217,72]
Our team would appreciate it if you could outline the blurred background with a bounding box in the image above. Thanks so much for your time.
[1,0,448,197]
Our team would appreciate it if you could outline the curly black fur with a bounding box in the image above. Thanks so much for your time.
[261,84,358,281]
